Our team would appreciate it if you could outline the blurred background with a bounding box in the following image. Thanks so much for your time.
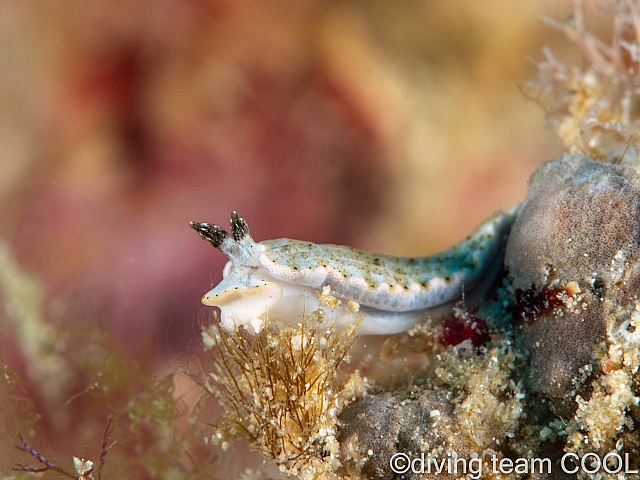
[0,0,604,476]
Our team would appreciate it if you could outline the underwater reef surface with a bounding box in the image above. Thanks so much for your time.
[324,154,640,479]
[198,152,640,480]
[330,153,640,480]
[506,154,640,405]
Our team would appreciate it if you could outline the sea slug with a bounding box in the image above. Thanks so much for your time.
[191,208,518,334]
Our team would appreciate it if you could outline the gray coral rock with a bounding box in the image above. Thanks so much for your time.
[505,153,640,291]
[521,292,606,402]
[337,390,467,480]
[505,153,640,403]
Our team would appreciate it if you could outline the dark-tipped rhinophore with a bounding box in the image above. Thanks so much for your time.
[230,211,249,241]
[189,221,230,249]
[191,212,256,262]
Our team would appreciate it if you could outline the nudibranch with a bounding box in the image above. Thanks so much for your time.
[190,208,518,334]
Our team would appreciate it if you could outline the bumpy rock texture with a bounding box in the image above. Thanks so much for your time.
[504,154,640,406]
[337,343,523,480]
[520,291,606,402]
[505,153,640,291]
[496,157,640,464]
[338,390,466,480]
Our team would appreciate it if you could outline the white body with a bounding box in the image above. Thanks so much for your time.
[192,207,518,334]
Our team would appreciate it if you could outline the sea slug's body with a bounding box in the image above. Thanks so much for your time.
[191,208,518,334]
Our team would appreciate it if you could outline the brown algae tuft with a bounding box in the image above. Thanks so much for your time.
[192,314,365,480]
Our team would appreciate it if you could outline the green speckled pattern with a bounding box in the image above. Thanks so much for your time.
[259,206,519,311]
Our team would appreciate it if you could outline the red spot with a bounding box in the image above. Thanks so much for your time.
[439,316,489,348]
[514,286,565,323]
